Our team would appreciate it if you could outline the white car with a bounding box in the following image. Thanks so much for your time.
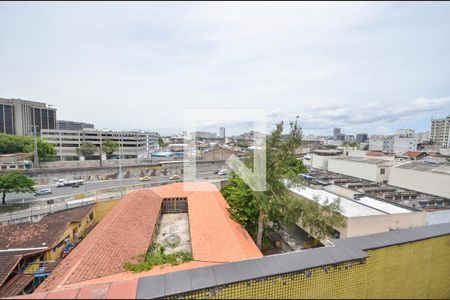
[217,169,228,176]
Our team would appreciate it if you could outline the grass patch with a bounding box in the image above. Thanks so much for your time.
[124,244,192,273]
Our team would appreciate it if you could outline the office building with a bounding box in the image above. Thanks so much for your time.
[333,127,341,140]
[219,127,226,139]
[430,116,450,148]
[344,135,355,143]
[0,98,57,135]
[57,120,94,130]
[41,129,159,160]
[356,133,368,142]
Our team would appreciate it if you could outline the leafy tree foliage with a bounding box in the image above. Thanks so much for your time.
[157,137,167,149]
[102,139,119,159]
[0,172,35,205]
[363,144,369,151]
[76,142,98,159]
[0,133,57,162]
[222,118,344,249]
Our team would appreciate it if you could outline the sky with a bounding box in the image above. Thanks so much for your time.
[1,2,450,136]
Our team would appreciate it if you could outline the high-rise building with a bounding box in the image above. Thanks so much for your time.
[0,98,57,135]
[57,120,94,131]
[355,133,368,142]
[333,128,341,140]
[219,127,226,139]
[0,98,56,136]
[344,135,355,143]
[430,116,450,148]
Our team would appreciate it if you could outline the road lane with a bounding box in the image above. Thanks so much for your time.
[4,171,222,204]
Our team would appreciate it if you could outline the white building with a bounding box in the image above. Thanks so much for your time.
[389,161,450,199]
[393,135,417,155]
[369,135,393,152]
[41,129,159,161]
[219,127,226,139]
[290,185,426,240]
[327,156,397,183]
[430,116,450,148]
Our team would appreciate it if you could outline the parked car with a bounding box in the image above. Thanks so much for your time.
[139,175,151,182]
[169,175,180,181]
[35,188,52,196]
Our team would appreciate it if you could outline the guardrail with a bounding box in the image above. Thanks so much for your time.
[0,177,227,225]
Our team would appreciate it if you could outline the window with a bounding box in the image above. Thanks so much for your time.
[380,168,385,175]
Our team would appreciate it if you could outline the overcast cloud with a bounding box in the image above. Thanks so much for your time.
[1,2,449,136]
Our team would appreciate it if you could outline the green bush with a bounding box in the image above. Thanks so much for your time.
[123,244,192,273]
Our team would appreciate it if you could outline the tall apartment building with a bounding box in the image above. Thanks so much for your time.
[57,120,94,130]
[41,129,159,161]
[0,98,57,135]
[430,116,450,148]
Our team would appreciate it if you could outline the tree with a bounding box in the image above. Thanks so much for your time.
[0,172,35,205]
[363,144,369,151]
[102,140,119,159]
[0,133,57,162]
[158,137,167,149]
[76,142,98,160]
[222,118,344,249]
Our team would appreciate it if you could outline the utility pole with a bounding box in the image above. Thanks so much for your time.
[119,136,122,189]
[33,125,39,169]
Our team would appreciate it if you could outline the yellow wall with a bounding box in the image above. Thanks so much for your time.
[93,199,120,223]
[171,235,450,299]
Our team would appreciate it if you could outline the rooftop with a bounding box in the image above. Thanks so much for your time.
[393,161,450,176]
[290,186,412,218]
[0,205,95,251]
[330,156,396,165]
[37,182,261,292]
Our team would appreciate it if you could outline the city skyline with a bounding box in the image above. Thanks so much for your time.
[1,2,450,136]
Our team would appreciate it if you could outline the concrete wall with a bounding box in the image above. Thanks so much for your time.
[327,159,381,182]
[310,154,340,170]
[340,212,427,238]
[389,167,450,199]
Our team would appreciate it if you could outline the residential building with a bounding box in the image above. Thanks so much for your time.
[290,185,425,240]
[355,133,368,142]
[402,151,428,161]
[219,127,225,139]
[56,120,94,131]
[36,182,262,293]
[193,131,217,139]
[369,135,393,152]
[389,161,450,199]
[0,98,57,136]
[430,116,450,148]
[41,129,159,161]
[327,156,397,183]
[344,135,355,143]
[393,134,417,155]
[0,205,95,297]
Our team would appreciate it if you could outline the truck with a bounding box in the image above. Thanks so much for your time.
[56,179,84,187]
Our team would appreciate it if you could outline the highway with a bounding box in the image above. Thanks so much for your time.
[5,171,220,204]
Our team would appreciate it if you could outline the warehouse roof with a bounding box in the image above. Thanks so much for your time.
[393,161,450,176]
[329,156,396,165]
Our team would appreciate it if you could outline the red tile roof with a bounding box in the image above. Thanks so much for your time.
[403,151,427,158]
[0,205,95,250]
[367,151,385,156]
[37,190,162,292]
[35,182,261,295]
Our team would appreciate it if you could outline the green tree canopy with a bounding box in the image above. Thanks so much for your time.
[157,137,167,149]
[222,119,344,249]
[0,172,35,205]
[76,142,98,159]
[102,139,119,159]
[0,133,57,162]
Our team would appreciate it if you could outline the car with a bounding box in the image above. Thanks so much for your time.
[139,175,151,181]
[35,188,52,196]
[217,169,228,176]
[169,175,180,181]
